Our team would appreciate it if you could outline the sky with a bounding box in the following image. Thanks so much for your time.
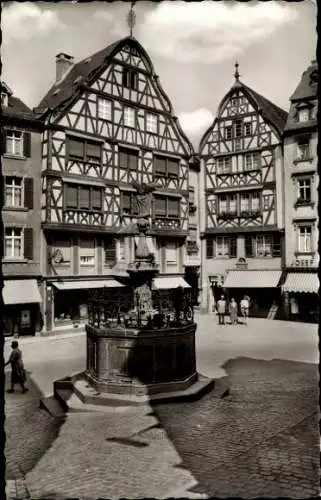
[1,0,317,147]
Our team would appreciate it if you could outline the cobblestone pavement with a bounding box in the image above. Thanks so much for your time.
[153,357,320,499]
[4,318,319,499]
[5,372,64,480]
[4,356,318,499]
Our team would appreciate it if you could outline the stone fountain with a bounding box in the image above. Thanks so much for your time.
[52,183,214,408]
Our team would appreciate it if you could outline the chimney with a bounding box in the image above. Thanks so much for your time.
[56,53,74,82]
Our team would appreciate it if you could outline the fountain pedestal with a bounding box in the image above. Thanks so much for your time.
[52,188,214,408]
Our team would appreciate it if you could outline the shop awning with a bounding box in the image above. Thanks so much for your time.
[52,280,124,291]
[3,279,42,305]
[282,273,319,293]
[224,270,282,288]
[153,277,191,290]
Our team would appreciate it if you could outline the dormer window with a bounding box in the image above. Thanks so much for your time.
[298,108,310,122]
[1,92,8,107]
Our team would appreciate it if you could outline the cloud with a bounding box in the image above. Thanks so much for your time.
[2,2,63,42]
[178,108,214,137]
[92,10,114,23]
[140,1,298,64]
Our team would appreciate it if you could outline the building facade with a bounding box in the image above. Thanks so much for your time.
[1,82,43,336]
[199,67,288,318]
[282,60,319,323]
[34,36,199,333]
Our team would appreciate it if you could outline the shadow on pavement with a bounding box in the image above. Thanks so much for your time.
[5,370,65,480]
[126,348,319,498]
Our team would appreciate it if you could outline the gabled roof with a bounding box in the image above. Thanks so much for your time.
[3,95,39,122]
[35,36,153,117]
[199,79,288,152]
[240,83,288,137]
[290,60,318,102]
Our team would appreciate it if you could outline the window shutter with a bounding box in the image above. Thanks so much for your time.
[244,236,253,258]
[272,234,281,257]
[122,193,131,212]
[128,151,138,170]
[119,150,128,169]
[23,132,31,157]
[24,177,34,209]
[66,185,78,208]
[155,196,166,216]
[155,156,166,175]
[230,237,237,258]
[79,187,90,209]
[68,137,84,158]
[1,130,7,154]
[24,228,33,260]
[168,198,179,217]
[86,141,101,160]
[91,188,102,211]
[168,159,179,177]
[104,238,116,266]
[206,239,213,259]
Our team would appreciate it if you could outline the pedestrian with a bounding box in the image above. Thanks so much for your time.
[217,295,227,325]
[240,295,250,324]
[5,341,28,393]
[229,298,238,325]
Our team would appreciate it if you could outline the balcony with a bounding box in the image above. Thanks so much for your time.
[152,217,181,231]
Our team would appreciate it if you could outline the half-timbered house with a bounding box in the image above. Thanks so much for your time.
[282,60,319,323]
[34,36,198,333]
[2,82,43,336]
[199,66,288,317]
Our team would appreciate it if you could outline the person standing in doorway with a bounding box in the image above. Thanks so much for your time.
[217,295,227,325]
[240,295,250,324]
[5,341,28,393]
[229,298,238,325]
[290,296,299,320]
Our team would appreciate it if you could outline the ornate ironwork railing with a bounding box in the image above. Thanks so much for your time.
[87,285,194,330]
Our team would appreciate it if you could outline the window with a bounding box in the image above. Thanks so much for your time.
[6,130,23,156]
[245,152,260,170]
[216,236,230,257]
[298,226,312,253]
[104,238,116,268]
[98,98,112,120]
[168,198,180,217]
[217,156,232,174]
[245,234,281,258]
[298,108,310,122]
[52,240,71,263]
[146,113,157,133]
[251,192,260,211]
[154,196,179,218]
[219,195,227,213]
[296,139,310,161]
[240,192,250,212]
[297,179,311,202]
[122,68,138,90]
[5,177,23,207]
[214,236,237,258]
[155,196,166,217]
[188,187,195,205]
[4,228,23,259]
[124,107,135,127]
[229,194,237,213]
[225,125,232,140]
[67,137,101,163]
[119,147,138,171]
[188,228,197,241]
[154,156,179,178]
[65,184,102,211]
[79,238,95,266]
[244,122,252,137]
[166,241,178,269]
[255,235,273,257]
[234,119,242,138]
[121,192,138,215]
[206,239,214,259]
